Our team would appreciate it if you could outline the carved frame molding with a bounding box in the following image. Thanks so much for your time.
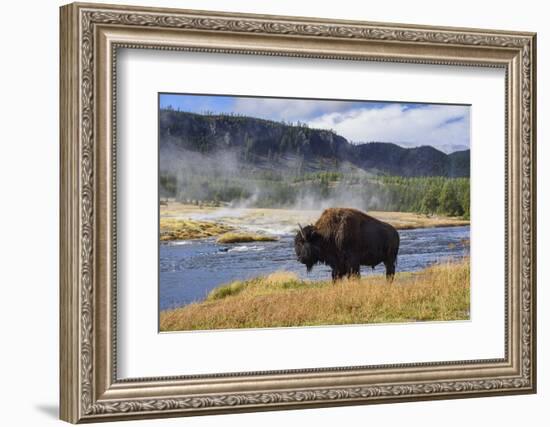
[60,2,536,423]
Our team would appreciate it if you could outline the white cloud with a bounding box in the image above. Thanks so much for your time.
[232,98,352,123]
[306,104,470,153]
[224,98,470,153]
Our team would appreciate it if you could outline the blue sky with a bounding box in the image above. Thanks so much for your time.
[160,93,470,153]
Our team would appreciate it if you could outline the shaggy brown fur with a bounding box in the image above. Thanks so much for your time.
[295,208,400,280]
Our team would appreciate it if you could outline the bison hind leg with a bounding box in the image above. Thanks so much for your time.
[384,260,396,281]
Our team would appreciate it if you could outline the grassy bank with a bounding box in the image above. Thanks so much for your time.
[216,232,278,244]
[160,258,470,331]
[160,203,469,239]
[367,210,469,230]
[160,218,233,241]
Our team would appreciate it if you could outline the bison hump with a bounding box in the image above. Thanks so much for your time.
[315,208,365,250]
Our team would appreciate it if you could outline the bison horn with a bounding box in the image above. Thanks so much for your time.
[298,223,305,239]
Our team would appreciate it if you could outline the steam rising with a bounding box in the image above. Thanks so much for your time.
[160,142,389,212]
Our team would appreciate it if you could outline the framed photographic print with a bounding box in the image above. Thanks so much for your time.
[59,2,537,423]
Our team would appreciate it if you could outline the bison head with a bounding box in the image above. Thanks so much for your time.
[294,224,322,272]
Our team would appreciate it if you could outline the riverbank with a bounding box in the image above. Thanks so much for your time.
[160,202,469,241]
[159,218,233,241]
[160,257,470,331]
[216,232,278,244]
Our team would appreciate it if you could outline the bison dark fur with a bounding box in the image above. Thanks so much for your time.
[294,208,400,281]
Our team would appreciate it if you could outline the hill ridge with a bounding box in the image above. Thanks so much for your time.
[160,109,469,177]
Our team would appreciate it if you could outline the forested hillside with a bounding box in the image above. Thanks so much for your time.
[160,109,470,177]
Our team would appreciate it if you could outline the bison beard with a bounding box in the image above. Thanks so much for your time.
[294,208,400,281]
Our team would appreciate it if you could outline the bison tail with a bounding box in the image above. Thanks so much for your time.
[387,246,399,265]
[385,246,399,280]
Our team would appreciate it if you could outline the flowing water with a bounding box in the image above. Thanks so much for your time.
[159,225,469,311]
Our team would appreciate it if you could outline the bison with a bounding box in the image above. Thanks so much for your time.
[294,207,399,281]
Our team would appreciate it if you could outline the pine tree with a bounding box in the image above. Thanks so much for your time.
[438,181,464,216]
[421,186,439,215]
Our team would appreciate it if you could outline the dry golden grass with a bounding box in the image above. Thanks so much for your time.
[160,218,233,241]
[160,258,470,331]
[366,211,470,230]
[216,232,278,244]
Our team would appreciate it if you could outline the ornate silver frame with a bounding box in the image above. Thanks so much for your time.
[60,2,537,423]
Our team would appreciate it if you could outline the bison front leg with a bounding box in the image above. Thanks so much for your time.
[340,253,360,279]
[331,265,346,282]
[347,264,360,279]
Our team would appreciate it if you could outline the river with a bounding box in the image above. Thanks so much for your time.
[159,225,470,311]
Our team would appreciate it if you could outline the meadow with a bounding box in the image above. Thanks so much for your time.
[160,257,470,331]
